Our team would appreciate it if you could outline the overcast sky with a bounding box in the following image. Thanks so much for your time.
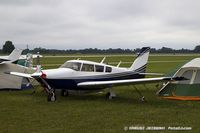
[0,0,199,50]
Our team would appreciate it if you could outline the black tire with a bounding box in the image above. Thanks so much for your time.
[47,93,51,101]
[106,92,111,99]
[61,90,65,96]
[141,96,146,102]
[61,90,68,96]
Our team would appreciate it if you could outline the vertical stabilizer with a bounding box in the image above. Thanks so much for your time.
[129,47,150,72]
[8,49,23,62]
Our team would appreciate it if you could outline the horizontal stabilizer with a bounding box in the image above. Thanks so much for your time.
[139,73,164,76]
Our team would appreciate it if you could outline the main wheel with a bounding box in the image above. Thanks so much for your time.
[106,92,113,99]
[140,96,146,102]
[61,90,68,96]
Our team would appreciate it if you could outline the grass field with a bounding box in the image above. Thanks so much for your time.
[1,54,200,133]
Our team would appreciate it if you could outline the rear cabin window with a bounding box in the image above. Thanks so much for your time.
[106,67,112,73]
[81,64,94,72]
[61,62,81,71]
[95,65,104,72]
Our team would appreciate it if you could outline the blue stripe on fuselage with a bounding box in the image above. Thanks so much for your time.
[44,73,144,90]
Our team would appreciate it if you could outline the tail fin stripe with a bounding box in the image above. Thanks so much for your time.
[134,64,147,72]
[137,47,151,57]
[129,47,150,72]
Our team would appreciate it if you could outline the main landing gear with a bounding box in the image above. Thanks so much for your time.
[132,86,146,102]
[61,89,69,96]
[106,88,116,99]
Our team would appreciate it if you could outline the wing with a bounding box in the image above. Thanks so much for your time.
[77,77,185,88]
[0,59,9,64]
[5,72,33,78]
[5,72,42,79]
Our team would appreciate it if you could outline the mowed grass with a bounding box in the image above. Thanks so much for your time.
[1,54,200,133]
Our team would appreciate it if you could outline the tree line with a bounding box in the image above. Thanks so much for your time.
[1,40,200,54]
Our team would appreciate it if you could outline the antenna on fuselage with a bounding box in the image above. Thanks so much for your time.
[100,57,106,64]
[117,61,121,67]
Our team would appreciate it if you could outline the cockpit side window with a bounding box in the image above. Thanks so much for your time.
[95,65,104,72]
[106,66,112,73]
[178,70,193,84]
[60,62,81,71]
[81,63,94,72]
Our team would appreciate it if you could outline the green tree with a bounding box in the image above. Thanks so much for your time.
[2,41,15,53]
[194,45,200,53]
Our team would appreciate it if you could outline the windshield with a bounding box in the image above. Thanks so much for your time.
[60,62,81,71]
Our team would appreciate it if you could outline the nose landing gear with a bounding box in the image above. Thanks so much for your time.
[36,77,56,102]
[47,90,56,102]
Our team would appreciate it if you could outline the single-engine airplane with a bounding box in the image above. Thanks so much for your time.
[7,47,185,101]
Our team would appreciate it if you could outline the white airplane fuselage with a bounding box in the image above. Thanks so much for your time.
[40,60,145,91]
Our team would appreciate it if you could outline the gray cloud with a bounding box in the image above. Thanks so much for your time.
[0,0,199,50]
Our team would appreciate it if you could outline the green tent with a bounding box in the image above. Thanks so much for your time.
[157,58,200,100]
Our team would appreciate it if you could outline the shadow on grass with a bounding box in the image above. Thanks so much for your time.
[4,88,199,110]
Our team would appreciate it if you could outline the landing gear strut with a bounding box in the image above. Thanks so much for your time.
[133,86,146,102]
[106,88,116,99]
[37,77,57,102]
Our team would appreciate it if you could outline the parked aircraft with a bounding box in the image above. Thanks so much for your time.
[0,49,34,89]
[8,47,185,101]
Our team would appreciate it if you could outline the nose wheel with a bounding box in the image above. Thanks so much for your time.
[47,92,56,102]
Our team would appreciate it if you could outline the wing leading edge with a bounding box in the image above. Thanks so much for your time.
[5,71,42,79]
